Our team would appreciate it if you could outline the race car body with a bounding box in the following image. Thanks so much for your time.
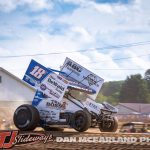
[13,57,118,132]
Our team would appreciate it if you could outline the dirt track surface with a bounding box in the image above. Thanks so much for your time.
[10,128,150,150]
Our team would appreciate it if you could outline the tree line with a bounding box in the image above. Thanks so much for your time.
[96,69,150,104]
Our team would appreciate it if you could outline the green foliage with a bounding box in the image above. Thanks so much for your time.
[145,69,150,91]
[145,69,150,81]
[119,74,149,103]
[96,81,123,105]
[100,81,123,96]
[144,69,150,102]
[96,70,150,104]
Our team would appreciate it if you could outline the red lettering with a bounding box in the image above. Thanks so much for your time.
[0,131,18,149]
[0,132,11,148]
[3,131,18,148]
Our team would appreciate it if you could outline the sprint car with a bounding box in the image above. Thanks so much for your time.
[13,57,118,132]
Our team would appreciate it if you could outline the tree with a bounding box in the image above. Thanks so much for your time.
[145,69,150,81]
[96,81,123,105]
[119,74,149,103]
[101,81,123,97]
[96,93,119,105]
[144,69,150,91]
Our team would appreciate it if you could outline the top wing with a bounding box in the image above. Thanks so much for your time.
[60,57,104,100]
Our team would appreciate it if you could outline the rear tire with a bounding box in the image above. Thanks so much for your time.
[99,116,118,132]
[72,110,91,132]
[13,104,40,131]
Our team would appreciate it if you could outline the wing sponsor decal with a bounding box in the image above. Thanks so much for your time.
[83,74,100,87]
[61,57,104,100]
[23,59,68,102]
[65,59,83,76]
[23,59,50,86]
[40,73,68,102]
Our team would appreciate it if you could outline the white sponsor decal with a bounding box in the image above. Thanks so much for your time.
[39,73,68,102]
[39,109,60,121]
[46,100,67,110]
[61,57,104,100]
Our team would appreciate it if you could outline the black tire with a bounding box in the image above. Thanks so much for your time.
[43,126,64,131]
[72,110,91,132]
[99,116,118,132]
[13,104,40,131]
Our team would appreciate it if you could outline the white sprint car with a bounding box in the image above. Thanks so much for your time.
[13,57,118,132]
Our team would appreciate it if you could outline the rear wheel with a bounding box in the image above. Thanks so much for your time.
[72,110,91,132]
[99,116,118,132]
[13,104,40,131]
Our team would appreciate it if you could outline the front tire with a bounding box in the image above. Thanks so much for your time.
[99,116,118,132]
[72,110,91,132]
[13,104,40,131]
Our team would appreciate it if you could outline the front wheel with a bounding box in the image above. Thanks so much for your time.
[13,104,40,131]
[99,116,118,132]
[72,110,91,132]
